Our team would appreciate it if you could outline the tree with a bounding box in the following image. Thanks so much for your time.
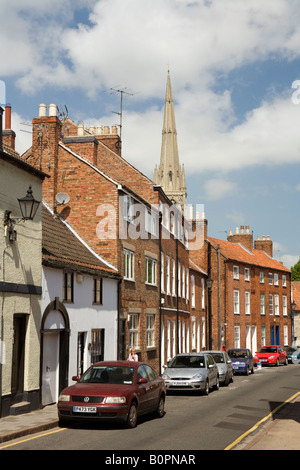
[291,259,300,281]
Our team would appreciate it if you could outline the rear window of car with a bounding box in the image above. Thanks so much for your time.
[210,353,225,363]
[228,349,248,358]
[259,347,277,353]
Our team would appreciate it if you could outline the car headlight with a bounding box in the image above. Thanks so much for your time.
[269,355,275,359]
[162,374,170,380]
[192,373,203,380]
[105,396,126,404]
[58,394,70,402]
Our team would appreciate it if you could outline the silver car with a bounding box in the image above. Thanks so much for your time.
[162,353,219,395]
[206,350,233,386]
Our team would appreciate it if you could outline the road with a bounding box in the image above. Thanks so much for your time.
[3,364,300,451]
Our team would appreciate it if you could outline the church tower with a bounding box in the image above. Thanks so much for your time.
[154,70,187,211]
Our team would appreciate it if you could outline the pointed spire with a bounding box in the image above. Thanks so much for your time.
[154,70,187,211]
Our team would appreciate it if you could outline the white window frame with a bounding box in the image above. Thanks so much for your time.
[234,290,240,314]
[245,291,250,315]
[233,265,239,280]
[282,275,286,287]
[274,273,279,286]
[172,259,176,296]
[146,314,155,348]
[260,293,265,315]
[269,294,273,315]
[124,249,134,281]
[191,275,195,308]
[245,267,250,281]
[260,271,265,284]
[145,257,157,285]
[129,314,139,348]
[283,295,287,316]
[234,325,240,348]
[274,294,279,316]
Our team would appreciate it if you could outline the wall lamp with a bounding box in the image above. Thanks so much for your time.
[3,186,41,242]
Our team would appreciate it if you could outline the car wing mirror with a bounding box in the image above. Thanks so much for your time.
[72,375,80,381]
[138,377,148,384]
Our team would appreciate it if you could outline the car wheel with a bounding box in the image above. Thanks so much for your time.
[224,373,230,386]
[245,367,249,376]
[251,366,254,374]
[284,358,288,366]
[276,359,279,367]
[203,380,209,395]
[214,376,219,391]
[127,402,138,428]
[156,395,165,418]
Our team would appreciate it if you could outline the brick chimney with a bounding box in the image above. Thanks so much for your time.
[254,235,273,257]
[2,104,16,150]
[31,103,62,209]
[227,225,253,252]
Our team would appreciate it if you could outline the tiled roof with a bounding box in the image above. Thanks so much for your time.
[207,236,290,273]
[42,204,119,277]
[292,282,300,310]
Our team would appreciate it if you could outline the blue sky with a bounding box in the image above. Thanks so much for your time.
[1,0,300,268]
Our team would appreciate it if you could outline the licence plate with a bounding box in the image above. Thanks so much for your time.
[172,381,189,386]
[73,406,97,413]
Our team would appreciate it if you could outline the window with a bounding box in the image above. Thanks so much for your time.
[260,293,265,315]
[161,252,164,292]
[284,325,288,345]
[274,294,279,315]
[261,326,266,346]
[191,275,195,308]
[172,259,176,295]
[178,262,181,297]
[245,267,250,281]
[233,266,239,280]
[234,290,240,314]
[93,278,103,304]
[145,257,157,285]
[201,278,205,309]
[245,291,250,315]
[146,314,155,347]
[63,272,73,302]
[124,249,134,280]
[129,314,139,348]
[182,265,185,298]
[123,195,135,223]
[260,271,264,284]
[269,272,273,285]
[283,295,287,316]
[166,256,170,294]
[269,294,273,315]
[186,269,189,301]
[234,325,240,348]
[274,273,278,286]
[282,275,286,287]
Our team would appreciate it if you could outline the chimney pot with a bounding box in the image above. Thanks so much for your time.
[39,103,47,117]
[49,104,57,117]
[5,104,11,129]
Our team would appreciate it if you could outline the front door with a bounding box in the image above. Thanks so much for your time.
[42,332,60,405]
[270,325,280,345]
[11,315,26,395]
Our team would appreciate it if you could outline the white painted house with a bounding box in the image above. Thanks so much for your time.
[41,203,120,406]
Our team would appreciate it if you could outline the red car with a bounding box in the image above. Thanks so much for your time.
[57,361,166,428]
[254,345,288,366]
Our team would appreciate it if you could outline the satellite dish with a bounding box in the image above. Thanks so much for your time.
[55,192,70,205]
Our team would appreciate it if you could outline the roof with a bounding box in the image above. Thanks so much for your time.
[0,148,49,180]
[207,236,290,273]
[42,204,119,278]
[292,282,300,310]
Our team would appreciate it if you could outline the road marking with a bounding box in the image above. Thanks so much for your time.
[224,391,300,450]
[0,427,66,450]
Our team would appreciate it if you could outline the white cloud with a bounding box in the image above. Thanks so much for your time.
[203,178,237,200]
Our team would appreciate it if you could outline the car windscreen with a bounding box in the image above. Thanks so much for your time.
[228,350,248,358]
[79,366,134,385]
[259,347,277,353]
[168,356,205,368]
[210,353,225,363]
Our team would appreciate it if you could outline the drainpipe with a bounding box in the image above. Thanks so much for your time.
[158,212,162,373]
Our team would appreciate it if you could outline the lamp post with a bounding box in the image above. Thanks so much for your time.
[291,300,296,347]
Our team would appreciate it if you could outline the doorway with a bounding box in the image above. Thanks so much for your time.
[11,315,27,396]
[270,325,279,345]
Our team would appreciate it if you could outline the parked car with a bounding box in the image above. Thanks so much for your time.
[207,350,233,386]
[285,346,300,363]
[227,348,254,375]
[291,349,300,364]
[162,353,219,395]
[57,361,166,428]
[254,345,288,366]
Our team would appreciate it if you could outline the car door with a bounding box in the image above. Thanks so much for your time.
[144,364,161,411]
[206,354,217,386]
[136,365,152,412]
[278,347,286,364]
[247,349,254,369]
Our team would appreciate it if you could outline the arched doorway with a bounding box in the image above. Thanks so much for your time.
[41,299,70,406]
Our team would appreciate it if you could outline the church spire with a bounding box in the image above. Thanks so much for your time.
[154,70,187,211]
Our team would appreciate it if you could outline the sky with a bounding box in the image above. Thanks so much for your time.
[1,0,300,268]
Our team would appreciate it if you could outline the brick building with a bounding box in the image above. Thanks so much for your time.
[190,223,292,352]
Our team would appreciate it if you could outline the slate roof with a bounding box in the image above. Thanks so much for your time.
[42,204,119,278]
[207,236,290,273]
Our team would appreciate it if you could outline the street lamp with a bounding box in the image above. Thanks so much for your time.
[3,185,41,241]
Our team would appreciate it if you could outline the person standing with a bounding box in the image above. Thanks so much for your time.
[128,348,138,361]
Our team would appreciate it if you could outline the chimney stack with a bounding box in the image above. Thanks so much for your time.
[227,225,253,252]
[254,235,273,257]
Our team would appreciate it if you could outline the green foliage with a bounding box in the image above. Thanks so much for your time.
[291,259,300,281]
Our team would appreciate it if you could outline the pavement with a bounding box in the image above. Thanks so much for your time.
[0,393,299,450]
